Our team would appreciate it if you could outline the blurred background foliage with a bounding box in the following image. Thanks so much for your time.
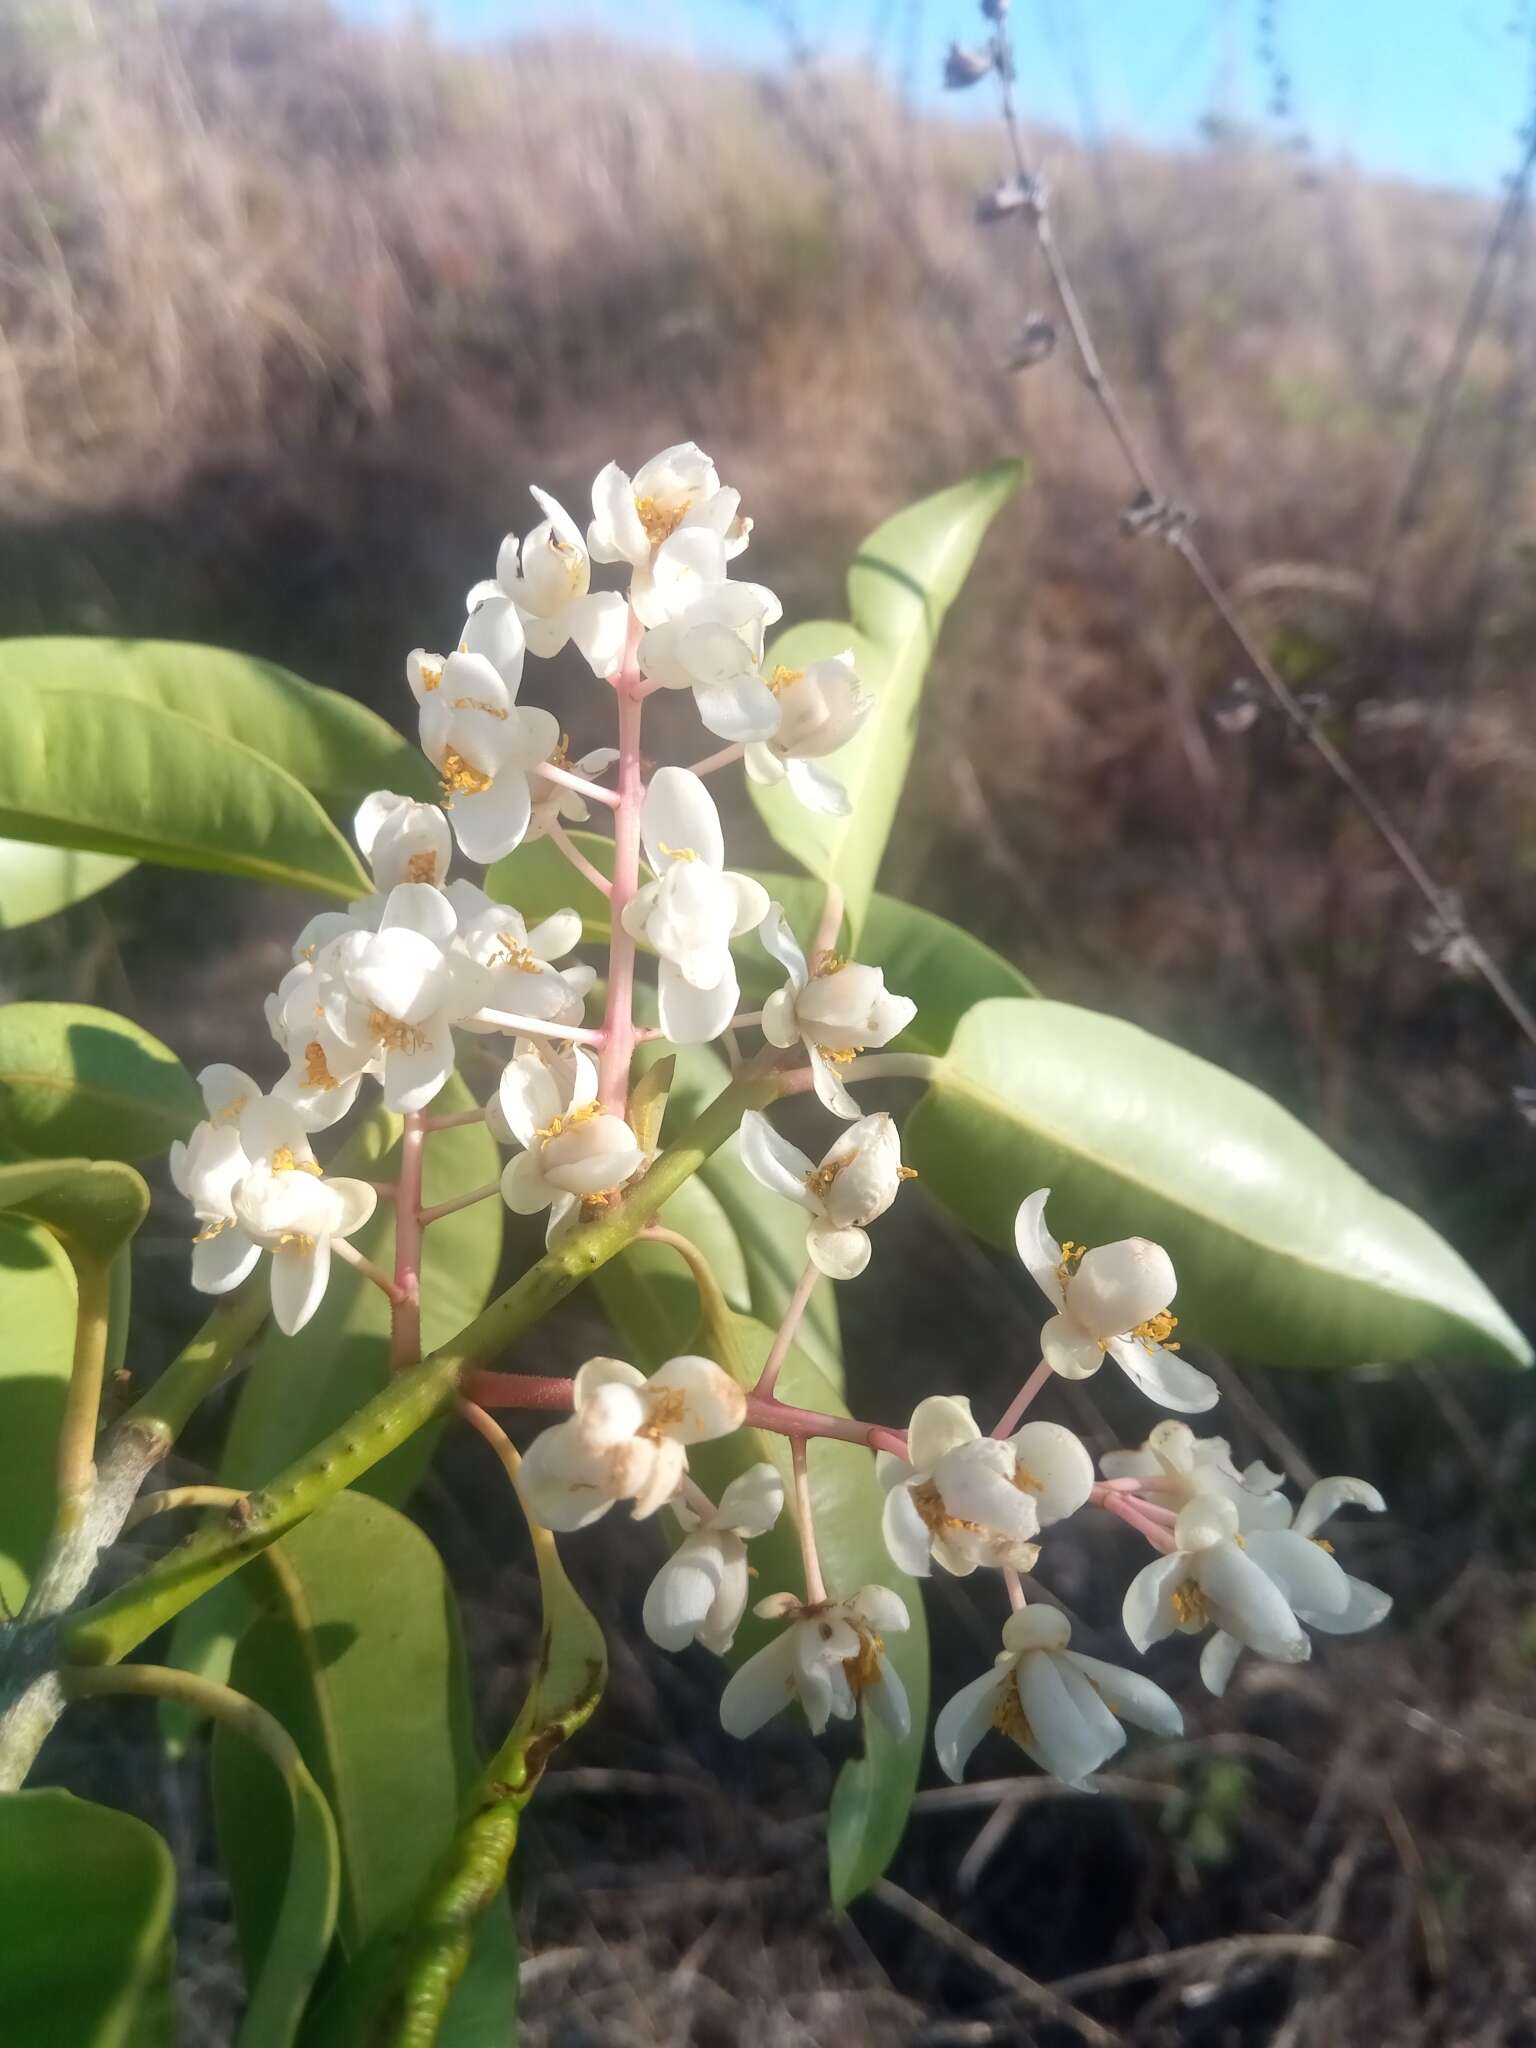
[5,1,1536,2041]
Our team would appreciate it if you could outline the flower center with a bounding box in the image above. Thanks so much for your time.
[449,695,508,719]
[304,1041,338,1091]
[765,665,804,696]
[1132,1309,1180,1351]
[1056,1239,1088,1290]
[271,1146,322,1177]
[536,1101,602,1144]
[815,1043,862,1065]
[1170,1580,1212,1630]
[638,1385,688,1440]
[843,1626,886,1699]
[211,1093,248,1126]
[992,1678,1034,1747]
[440,748,494,798]
[658,842,697,863]
[910,1480,986,1539]
[368,1010,429,1053]
[635,494,686,545]
[804,1151,852,1201]
[495,933,543,972]
[810,950,846,978]
[276,1231,317,1252]
[417,658,444,692]
[406,850,439,884]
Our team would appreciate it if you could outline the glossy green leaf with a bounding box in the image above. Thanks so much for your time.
[0,1003,200,1162]
[0,840,135,929]
[0,1216,77,1614]
[0,1156,148,1264]
[205,1713,340,2048]
[489,835,1037,1059]
[0,639,428,804]
[165,1080,501,1748]
[0,1789,176,2047]
[751,462,1023,944]
[0,689,370,898]
[591,1268,926,1905]
[907,997,1532,1371]
[212,1493,516,2040]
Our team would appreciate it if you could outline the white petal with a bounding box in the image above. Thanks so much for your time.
[807,1223,870,1280]
[588,461,647,565]
[757,902,809,990]
[500,1151,553,1215]
[1105,1336,1219,1414]
[1300,1575,1392,1634]
[744,741,786,786]
[1052,1656,1129,1768]
[519,1420,614,1531]
[497,1054,561,1149]
[1068,1238,1177,1343]
[1017,1651,1111,1787]
[737,1111,816,1209]
[460,595,526,691]
[1292,1476,1386,1539]
[646,1354,747,1443]
[573,1355,647,1405]
[784,757,851,815]
[380,881,457,949]
[270,1239,331,1336]
[934,1668,1004,1783]
[727,873,771,937]
[640,767,725,873]
[715,1462,785,1537]
[851,1583,910,1636]
[451,775,534,865]
[719,1631,798,1738]
[1013,1189,1066,1310]
[760,987,799,1049]
[1002,1606,1072,1654]
[700,1546,751,1654]
[882,1484,934,1578]
[566,591,630,680]
[809,1046,861,1121]
[1040,1315,1105,1380]
[629,1436,688,1520]
[1200,1630,1243,1696]
[1195,1542,1310,1661]
[1243,1530,1351,1615]
[1065,1652,1183,1736]
[191,1226,262,1295]
[863,1653,910,1738]
[906,1394,980,1470]
[325,1178,379,1239]
[199,1062,261,1120]
[1122,1553,1187,1653]
[346,929,450,1027]
[657,957,739,1044]
[1009,1421,1095,1525]
[693,670,781,744]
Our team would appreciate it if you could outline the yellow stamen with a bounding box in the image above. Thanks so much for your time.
[271,1146,322,1177]
[449,696,508,719]
[406,850,439,884]
[210,1093,248,1127]
[440,748,493,798]
[639,1386,687,1441]
[495,933,543,973]
[1170,1581,1212,1630]
[815,1043,863,1064]
[536,1101,602,1144]
[368,1010,429,1054]
[635,495,686,545]
[193,1217,232,1244]
[658,842,697,863]
[766,664,804,696]
[896,1165,919,1181]
[303,1041,338,1091]
[1056,1239,1088,1289]
[276,1231,317,1252]
[1313,1537,1336,1554]
[417,658,444,693]
[805,1150,854,1201]
[810,950,846,978]
[1133,1309,1180,1351]
[844,1627,886,1699]
[993,1679,1034,1747]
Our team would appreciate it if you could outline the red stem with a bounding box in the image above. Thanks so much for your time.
[598,614,645,1113]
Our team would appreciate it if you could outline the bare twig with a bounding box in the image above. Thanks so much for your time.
[1047,1932,1352,2001]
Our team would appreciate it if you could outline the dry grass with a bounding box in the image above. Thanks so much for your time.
[8,3,1536,2041]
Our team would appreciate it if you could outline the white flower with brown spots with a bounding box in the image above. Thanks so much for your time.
[878,1396,1093,1578]
[936,1607,1182,1789]
[719,1584,910,1740]
[738,1109,910,1278]
[1014,1190,1218,1412]
[758,904,916,1119]
[520,1355,748,1532]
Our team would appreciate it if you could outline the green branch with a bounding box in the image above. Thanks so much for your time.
[61,1070,781,1671]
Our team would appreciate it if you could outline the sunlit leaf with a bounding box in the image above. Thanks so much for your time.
[0,840,135,930]
[0,1217,77,1614]
[0,1003,199,1162]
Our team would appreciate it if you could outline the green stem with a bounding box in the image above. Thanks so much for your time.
[60,1070,781,1671]
[54,1256,112,1503]
[123,1281,271,1440]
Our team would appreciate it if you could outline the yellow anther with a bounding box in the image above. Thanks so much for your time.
[276,1231,318,1252]
[657,842,697,863]
[536,1100,602,1144]
[270,1146,321,1177]
[810,950,847,978]
[896,1165,919,1181]
[805,1153,851,1201]
[843,1627,886,1699]
[766,665,805,696]
[1056,1239,1089,1289]
[1133,1309,1180,1351]
[815,1043,862,1065]
[210,1092,248,1126]
[417,658,444,693]
[368,1010,429,1054]
[638,1386,687,1441]
[992,1680,1034,1747]
[1170,1581,1212,1630]
[634,495,686,545]
[193,1217,232,1244]
[494,933,543,973]
[1313,1537,1336,1554]
[303,1041,338,1091]
[449,696,508,719]
[440,748,493,798]
[406,850,439,884]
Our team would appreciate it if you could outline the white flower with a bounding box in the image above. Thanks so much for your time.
[719,1584,910,1739]
[588,441,750,587]
[1199,1476,1391,1696]
[759,904,916,1118]
[620,768,769,1042]
[1123,1493,1322,1667]
[1013,1190,1218,1412]
[744,653,872,815]
[637,571,785,738]
[408,648,561,864]
[497,1048,645,1238]
[738,1109,909,1279]
[171,1064,267,1294]
[643,1464,785,1655]
[879,1395,1093,1578]
[1101,1420,1289,1527]
[935,1606,1182,1789]
[353,791,453,894]
[444,879,594,1035]
[467,487,630,678]
[520,1355,747,1531]
[308,883,474,1113]
[265,956,366,1132]
[230,1153,378,1337]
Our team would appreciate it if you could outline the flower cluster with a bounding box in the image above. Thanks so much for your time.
[172,441,1392,1801]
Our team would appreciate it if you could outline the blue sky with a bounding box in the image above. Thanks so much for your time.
[339,0,1534,193]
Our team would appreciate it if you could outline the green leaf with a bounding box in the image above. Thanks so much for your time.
[0,1157,149,1264]
[750,462,1023,944]
[212,1493,516,2039]
[205,1713,340,2048]
[0,639,428,804]
[907,997,1533,1371]
[0,1003,200,1162]
[0,689,370,898]
[0,1216,77,1614]
[489,835,1037,1058]
[0,1789,176,2047]
[0,840,135,929]
[590,1268,926,1905]
[165,1079,501,1748]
